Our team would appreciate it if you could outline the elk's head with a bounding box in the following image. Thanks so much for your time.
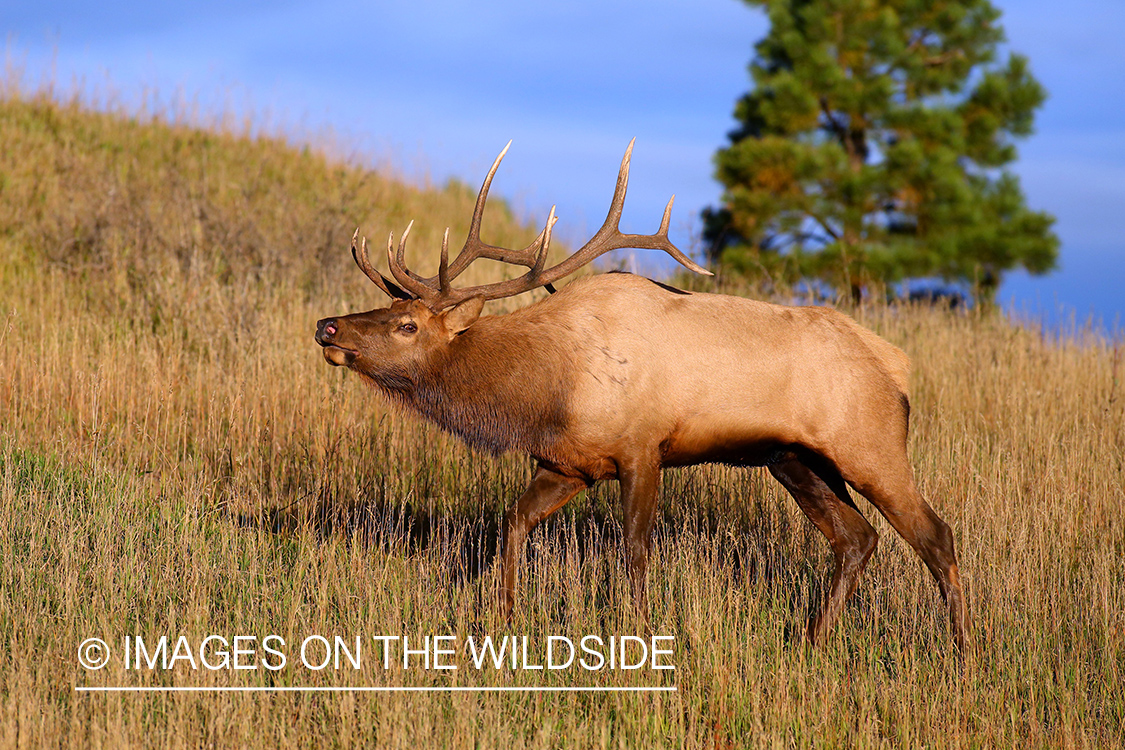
[315,295,483,379]
[315,140,711,385]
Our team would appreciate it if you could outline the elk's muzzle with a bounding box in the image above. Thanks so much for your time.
[315,318,357,367]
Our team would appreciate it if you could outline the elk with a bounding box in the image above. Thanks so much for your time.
[315,141,969,651]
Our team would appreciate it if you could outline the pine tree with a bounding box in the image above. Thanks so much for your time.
[703,0,1059,301]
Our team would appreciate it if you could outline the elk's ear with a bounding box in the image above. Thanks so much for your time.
[442,296,484,336]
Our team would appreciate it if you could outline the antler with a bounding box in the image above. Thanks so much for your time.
[355,139,712,311]
[351,229,411,300]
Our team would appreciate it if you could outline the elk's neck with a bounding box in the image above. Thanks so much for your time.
[393,318,571,457]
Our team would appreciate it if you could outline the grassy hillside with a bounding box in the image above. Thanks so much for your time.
[0,84,542,306]
[1,88,1123,748]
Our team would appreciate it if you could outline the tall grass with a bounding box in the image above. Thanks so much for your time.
[1,84,1122,748]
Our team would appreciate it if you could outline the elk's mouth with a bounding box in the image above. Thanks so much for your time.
[320,344,357,367]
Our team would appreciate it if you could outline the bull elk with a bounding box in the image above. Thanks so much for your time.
[315,141,969,651]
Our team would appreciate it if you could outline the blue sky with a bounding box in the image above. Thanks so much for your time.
[6,0,1124,328]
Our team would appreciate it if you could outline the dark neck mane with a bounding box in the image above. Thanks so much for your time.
[377,315,573,457]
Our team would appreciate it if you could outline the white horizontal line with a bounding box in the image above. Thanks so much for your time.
[77,686,676,693]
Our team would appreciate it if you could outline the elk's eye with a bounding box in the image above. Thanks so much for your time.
[398,322,418,335]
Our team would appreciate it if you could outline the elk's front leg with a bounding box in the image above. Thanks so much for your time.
[498,465,588,621]
[619,455,662,620]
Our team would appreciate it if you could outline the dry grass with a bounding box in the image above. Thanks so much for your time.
[1,85,1123,748]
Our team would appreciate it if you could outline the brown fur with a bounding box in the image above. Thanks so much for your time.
[412,319,574,457]
[315,272,970,652]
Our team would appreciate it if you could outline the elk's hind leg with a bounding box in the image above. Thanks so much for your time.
[498,465,588,621]
[768,453,879,645]
[845,463,970,654]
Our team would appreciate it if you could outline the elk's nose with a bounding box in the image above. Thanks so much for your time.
[315,318,338,345]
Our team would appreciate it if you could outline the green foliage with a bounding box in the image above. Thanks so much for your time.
[704,0,1059,301]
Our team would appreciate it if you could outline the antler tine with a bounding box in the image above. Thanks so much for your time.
[659,195,674,236]
[442,141,512,277]
[351,228,412,300]
[385,225,436,301]
[467,140,510,248]
[393,220,426,282]
[439,228,451,294]
[532,206,557,276]
[604,136,634,232]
